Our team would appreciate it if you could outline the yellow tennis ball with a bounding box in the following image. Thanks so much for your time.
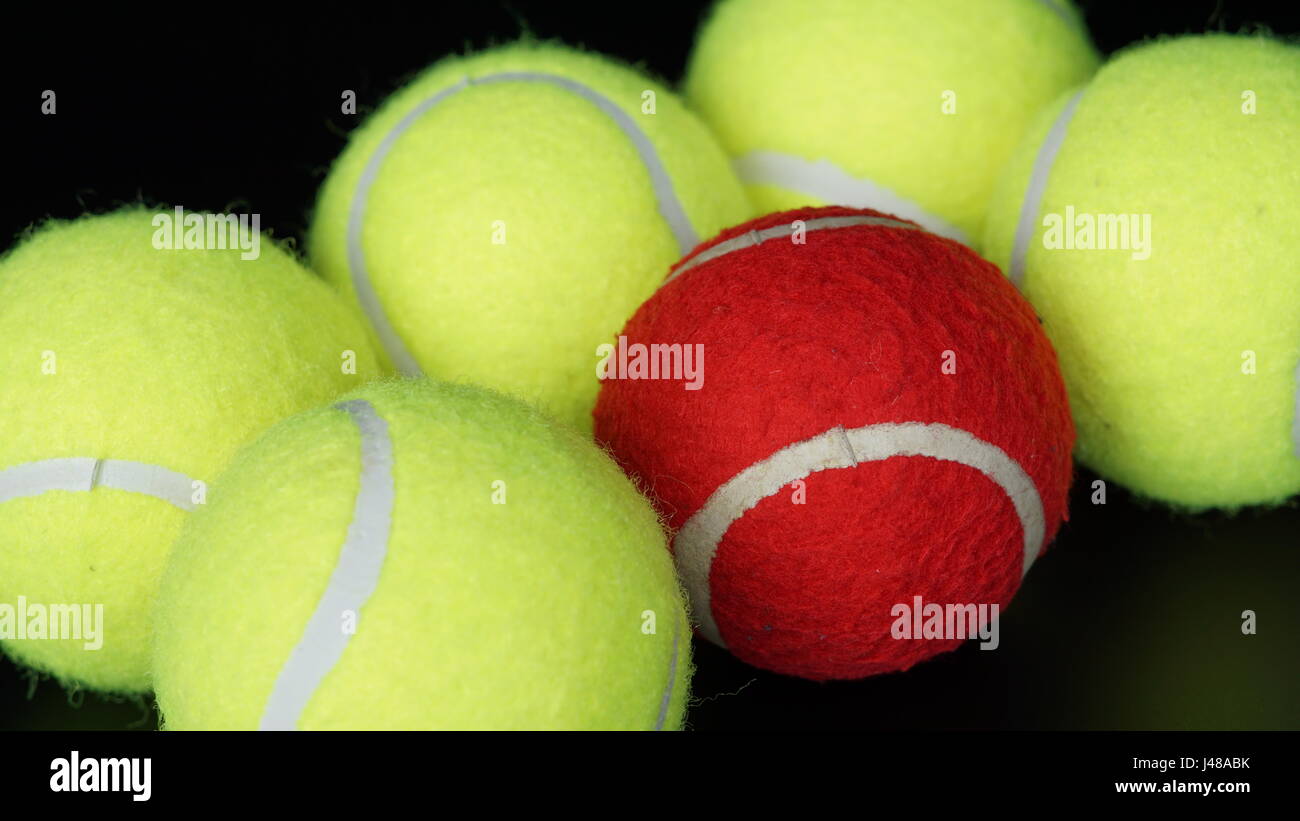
[684,0,1100,244]
[309,40,753,432]
[153,378,691,730]
[0,209,382,692]
[982,34,1300,508]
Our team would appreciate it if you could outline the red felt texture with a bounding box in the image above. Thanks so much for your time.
[593,206,1074,680]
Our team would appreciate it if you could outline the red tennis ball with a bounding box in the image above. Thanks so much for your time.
[593,206,1074,680]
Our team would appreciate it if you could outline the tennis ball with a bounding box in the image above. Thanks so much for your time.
[594,206,1074,680]
[982,34,1300,509]
[154,378,691,730]
[684,0,1100,244]
[310,40,753,432]
[0,209,382,692]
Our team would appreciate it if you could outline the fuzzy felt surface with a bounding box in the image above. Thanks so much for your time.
[594,206,1074,680]
[153,379,692,730]
[685,0,1099,240]
[982,34,1300,509]
[310,40,753,433]
[0,209,383,692]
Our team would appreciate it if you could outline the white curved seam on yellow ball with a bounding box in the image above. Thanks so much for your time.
[1037,0,1081,30]
[0,457,197,511]
[1293,357,1300,459]
[666,214,921,285]
[346,77,470,376]
[347,70,700,375]
[731,151,969,244]
[258,399,396,731]
[674,423,1045,649]
[653,620,681,731]
[1010,89,1085,288]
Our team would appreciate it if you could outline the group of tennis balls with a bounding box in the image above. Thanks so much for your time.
[0,0,1296,730]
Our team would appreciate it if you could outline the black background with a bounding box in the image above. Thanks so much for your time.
[0,0,1297,732]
